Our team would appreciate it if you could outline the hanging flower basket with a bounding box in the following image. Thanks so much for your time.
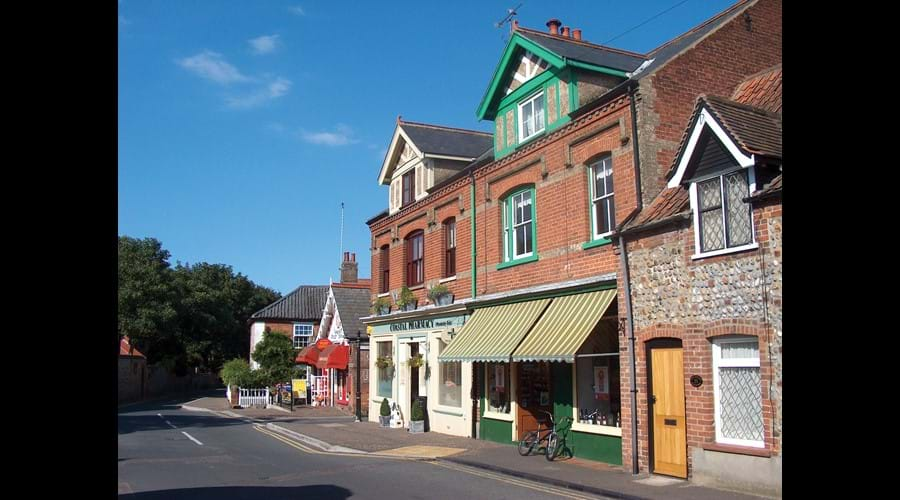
[375,356,394,369]
[408,354,425,368]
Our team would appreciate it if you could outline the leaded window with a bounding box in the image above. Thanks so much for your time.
[712,337,765,448]
[697,170,753,253]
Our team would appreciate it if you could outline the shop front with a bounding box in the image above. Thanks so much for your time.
[439,287,624,465]
[296,338,351,407]
[364,307,471,436]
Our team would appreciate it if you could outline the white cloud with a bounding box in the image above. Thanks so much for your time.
[301,124,358,146]
[177,51,249,85]
[225,77,292,109]
[249,34,279,55]
[288,5,305,16]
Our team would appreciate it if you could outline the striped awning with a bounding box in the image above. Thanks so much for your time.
[512,289,617,362]
[438,298,551,362]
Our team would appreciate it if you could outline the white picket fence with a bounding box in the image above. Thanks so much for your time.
[238,387,269,408]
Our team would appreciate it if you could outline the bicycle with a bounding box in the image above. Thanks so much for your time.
[517,410,572,460]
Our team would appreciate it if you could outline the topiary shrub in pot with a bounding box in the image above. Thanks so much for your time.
[379,398,391,427]
[409,399,425,433]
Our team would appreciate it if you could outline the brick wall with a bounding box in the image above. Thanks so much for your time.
[617,195,782,475]
[636,0,782,206]
[118,356,147,403]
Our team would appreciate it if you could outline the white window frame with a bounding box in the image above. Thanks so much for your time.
[711,336,764,448]
[690,168,759,260]
[504,190,534,261]
[293,323,313,349]
[517,91,545,143]
[590,156,615,239]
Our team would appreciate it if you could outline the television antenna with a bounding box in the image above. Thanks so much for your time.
[495,3,523,39]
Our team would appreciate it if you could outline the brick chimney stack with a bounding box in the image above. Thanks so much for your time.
[546,18,561,35]
[340,251,358,283]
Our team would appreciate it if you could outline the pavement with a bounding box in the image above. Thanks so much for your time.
[179,393,773,499]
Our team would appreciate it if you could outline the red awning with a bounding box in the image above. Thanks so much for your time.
[315,344,350,370]
[295,345,321,365]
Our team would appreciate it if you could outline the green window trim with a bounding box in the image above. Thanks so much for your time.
[496,254,539,270]
[581,238,612,250]
[501,186,537,266]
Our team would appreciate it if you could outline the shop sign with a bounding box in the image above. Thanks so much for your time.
[370,314,468,335]
[316,338,332,350]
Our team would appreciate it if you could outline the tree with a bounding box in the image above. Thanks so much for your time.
[251,328,296,387]
[118,236,178,365]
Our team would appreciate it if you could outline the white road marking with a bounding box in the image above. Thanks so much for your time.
[182,431,203,446]
[158,414,178,429]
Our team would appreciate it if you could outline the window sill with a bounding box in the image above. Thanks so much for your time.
[692,242,759,260]
[439,276,457,283]
[496,254,539,270]
[377,292,391,298]
[702,442,771,457]
[571,422,622,436]
[407,284,425,291]
[518,129,546,148]
[433,405,464,416]
[483,410,513,422]
[581,237,612,250]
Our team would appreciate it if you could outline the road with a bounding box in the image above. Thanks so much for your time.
[118,393,609,499]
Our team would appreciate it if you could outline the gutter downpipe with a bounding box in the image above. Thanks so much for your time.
[625,81,642,475]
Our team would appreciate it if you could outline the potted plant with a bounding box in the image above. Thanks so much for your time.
[409,399,425,433]
[379,398,391,427]
[372,296,391,315]
[427,284,454,306]
[408,353,424,369]
[397,286,418,311]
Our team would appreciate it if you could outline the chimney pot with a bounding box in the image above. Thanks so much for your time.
[546,18,561,35]
[512,20,519,31]
[351,252,356,262]
[561,26,570,37]
[573,28,582,40]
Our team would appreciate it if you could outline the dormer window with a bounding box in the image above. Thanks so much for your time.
[693,170,755,256]
[518,92,545,143]
[402,169,416,207]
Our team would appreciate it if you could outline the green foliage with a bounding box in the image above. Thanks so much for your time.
[118,235,280,374]
[375,356,393,369]
[251,328,295,387]
[411,399,424,421]
[118,237,178,365]
[372,296,390,314]
[427,284,450,301]
[380,398,391,417]
[220,358,252,387]
[397,286,416,307]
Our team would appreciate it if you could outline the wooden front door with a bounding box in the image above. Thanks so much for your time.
[516,361,552,440]
[650,346,687,478]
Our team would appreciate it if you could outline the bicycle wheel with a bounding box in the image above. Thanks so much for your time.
[517,431,539,456]
[545,432,559,461]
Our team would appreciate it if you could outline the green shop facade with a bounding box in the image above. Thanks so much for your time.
[439,278,625,465]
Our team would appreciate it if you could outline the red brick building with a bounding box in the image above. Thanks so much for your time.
[362,1,780,493]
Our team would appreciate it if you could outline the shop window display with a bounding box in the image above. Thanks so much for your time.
[486,362,510,413]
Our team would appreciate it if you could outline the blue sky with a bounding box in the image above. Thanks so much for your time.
[118,0,738,294]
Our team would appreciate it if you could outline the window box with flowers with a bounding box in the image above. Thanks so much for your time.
[373,296,391,316]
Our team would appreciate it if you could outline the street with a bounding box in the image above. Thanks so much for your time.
[118,394,610,499]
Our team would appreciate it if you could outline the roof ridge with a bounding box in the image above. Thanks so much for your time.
[648,0,755,56]
[251,284,328,317]
[399,120,492,136]
[516,26,647,59]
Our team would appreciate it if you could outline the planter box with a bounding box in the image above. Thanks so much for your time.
[378,306,390,315]
[401,300,418,312]
[434,294,454,306]
[379,415,391,427]
[409,420,425,433]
